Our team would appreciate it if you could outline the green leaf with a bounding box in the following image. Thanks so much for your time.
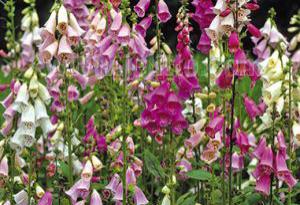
[246,193,261,204]
[176,192,191,205]
[211,189,223,205]
[59,161,70,179]
[186,170,212,181]
[237,76,251,95]
[143,149,165,178]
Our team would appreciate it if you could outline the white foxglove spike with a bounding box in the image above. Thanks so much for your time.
[57,5,68,34]
[13,190,28,205]
[13,83,29,113]
[69,13,85,36]
[72,155,83,175]
[42,10,57,38]
[221,13,234,36]
[213,0,227,14]
[38,83,51,105]
[29,74,39,98]
[263,81,283,105]
[21,104,35,131]
[40,118,55,135]
[34,98,48,122]
[9,129,24,153]
[205,15,221,44]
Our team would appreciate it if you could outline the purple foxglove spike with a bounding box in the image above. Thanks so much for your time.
[151,82,170,106]
[185,132,203,149]
[0,156,8,178]
[106,174,121,192]
[233,49,248,77]
[102,44,118,66]
[157,0,172,23]
[118,24,131,45]
[244,95,260,121]
[197,32,211,55]
[134,15,152,37]
[174,74,193,100]
[68,85,79,102]
[171,113,188,135]
[65,179,90,203]
[141,109,154,128]
[38,192,53,205]
[90,189,103,205]
[134,0,150,18]
[126,167,137,186]
[247,23,261,38]
[201,147,219,164]
[255,174,271,196]
[154,108,171,128]
[216,68,233,89]
[96,135,107,153]
[228,32,239,53]
[252,137,267,160]
[112,182,123,201]
[134,186,149,205]
[253,39,267,59]
[232,153,244,172]
[110,12,122,33]
[276,131,287,158]
[259,146,274,172]
[236,131,250,154]
[205,115,224,138]
[166,92,182,115]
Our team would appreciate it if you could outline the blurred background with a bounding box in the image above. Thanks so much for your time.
[0,0,299,52]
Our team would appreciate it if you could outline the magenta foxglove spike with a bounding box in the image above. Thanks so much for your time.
[157,0,172,23]
[134,0,150,18]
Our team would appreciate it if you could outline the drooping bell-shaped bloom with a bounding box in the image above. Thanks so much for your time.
[81,160,93,181]
[233,49,248,77]
[134,15,152,37]
[0,155,8,177]
[90,189,103,205]
[232,152,244,172]
[68,85,79,102]
[41,10,57,39]
[134,187,149,205]
[157,0,172,23]
[255,174,271,196]
[38,192,53,205]
[258,146,274,175]
[171,113,188,135]
[174,74,194,100]
[228,32,239,53]
[201,147,219,164]
[236,131,250,154]
[79,91,94,105]
[244,95,261,121]
[57,5,68,34]
[65,179,91,203]
[106,174,120,193]
[205,115,224,138]
[166,92,182,115]
[205,15,221,44]
[57,35,74,64]
[134,0,150,18]
[14,190,29,205]
[118,24,131,45]
[247,23,261,38]
[275,152,297,188]
[110,12,122,33]
[216,68,233,89]
[14,83,29,113]
[185,132,203,149]
[197,32,211,55]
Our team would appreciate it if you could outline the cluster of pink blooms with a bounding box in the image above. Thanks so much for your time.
[0,0,300,204]
[141,69,188,138]
[253,132,297,195]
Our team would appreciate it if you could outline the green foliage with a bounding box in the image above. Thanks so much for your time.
[143,149,166,178]
[186,170,212,181]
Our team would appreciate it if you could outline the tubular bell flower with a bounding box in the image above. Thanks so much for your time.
[157,0,172,23]
[134,0,150,18]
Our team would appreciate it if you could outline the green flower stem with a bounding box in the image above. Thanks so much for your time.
[287,61,292,205]
[270,103,276,205]
[228,76,237,205]
[122,54,128,205]
[156,0,161,72]
[222,97,226,203]
[62,65,73,187]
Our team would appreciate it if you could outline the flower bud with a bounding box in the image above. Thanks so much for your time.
[35,184,45,198]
